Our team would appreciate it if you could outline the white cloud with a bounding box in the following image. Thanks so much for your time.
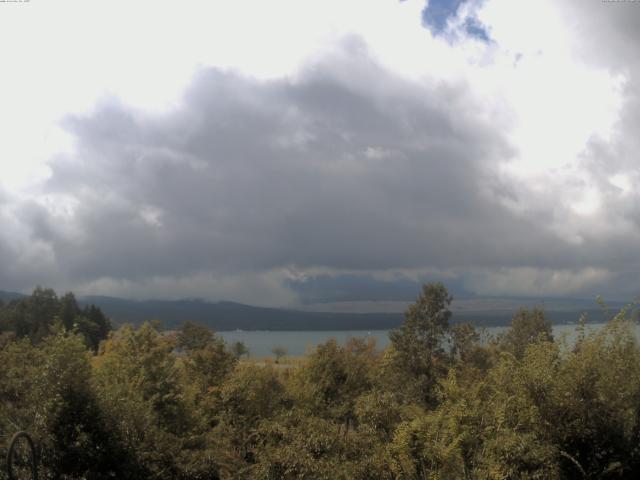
[609,173,632,194]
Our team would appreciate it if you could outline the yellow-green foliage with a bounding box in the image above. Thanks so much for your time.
[3,285,640,479]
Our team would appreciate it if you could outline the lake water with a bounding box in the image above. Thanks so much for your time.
[219,323,638,358]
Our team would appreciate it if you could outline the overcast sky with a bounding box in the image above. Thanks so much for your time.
[1,0,639,305]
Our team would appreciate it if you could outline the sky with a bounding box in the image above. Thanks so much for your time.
[0,0,639,306]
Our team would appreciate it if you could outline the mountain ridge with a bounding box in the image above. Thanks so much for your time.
[1,290,625,331]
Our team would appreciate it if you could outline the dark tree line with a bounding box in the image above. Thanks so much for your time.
[0,287,111,351]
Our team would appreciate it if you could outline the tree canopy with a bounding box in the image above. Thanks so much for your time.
[1,283,639,479]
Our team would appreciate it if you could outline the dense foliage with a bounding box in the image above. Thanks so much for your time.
[0,288,111,351]
[1,284,640,479]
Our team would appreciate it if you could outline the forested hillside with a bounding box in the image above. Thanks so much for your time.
[1,283,640,479]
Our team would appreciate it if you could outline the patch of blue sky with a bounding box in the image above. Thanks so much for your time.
[421,0,490,42]
[422,0,465,33]
[463,16,490,42]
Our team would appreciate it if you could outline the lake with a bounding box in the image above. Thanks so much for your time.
[219,322,638,358]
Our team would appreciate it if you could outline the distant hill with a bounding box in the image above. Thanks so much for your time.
[1,289,626,330]
[79,296,405,331]
[78,295,620,331]
[0,290,27,302]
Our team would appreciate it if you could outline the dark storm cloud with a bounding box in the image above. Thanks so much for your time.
[31,41,582,287]
[3,32,638,301]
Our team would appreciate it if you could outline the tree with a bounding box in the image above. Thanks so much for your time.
[177,321,214,351]
[0,332,131,479]
[0,288,111,349]
[449,322,493,374]
[93,323,196,478]
[57,292,79,331]
[251,410,393,480]
[294,337,377,431]
[216,364,289,471]
[499,307,553,359]
[81,303,112,350]
[272,346,287,363]
[9,287,58,341]
[231,340,250,359]
[181,329,237,394]
[388,282,452,406]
